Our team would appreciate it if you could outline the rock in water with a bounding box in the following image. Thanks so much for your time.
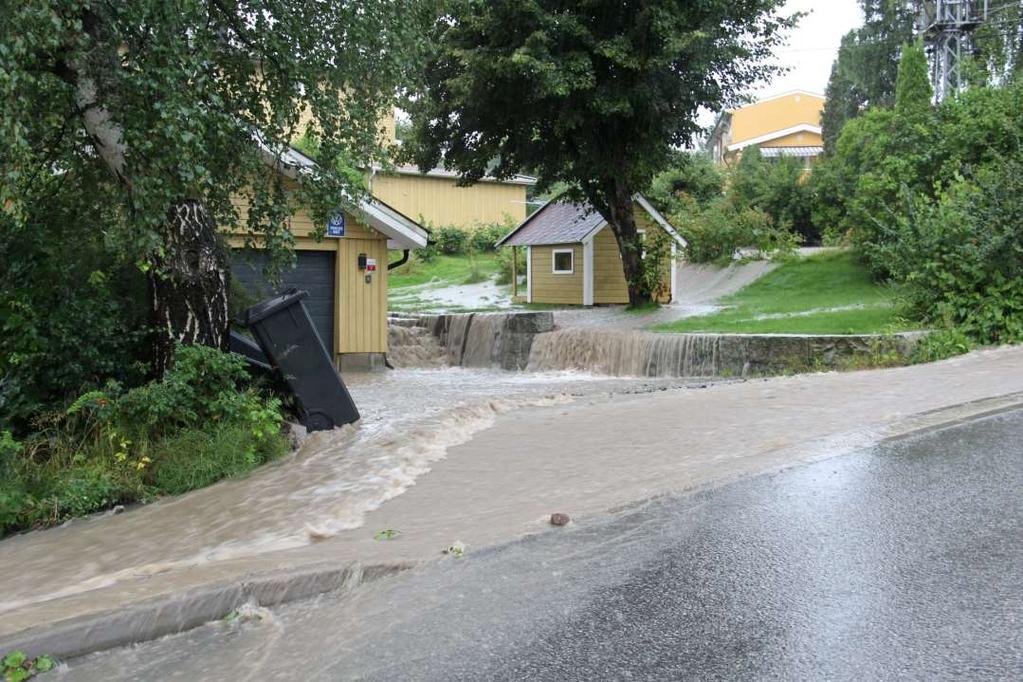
[550,513,570,526]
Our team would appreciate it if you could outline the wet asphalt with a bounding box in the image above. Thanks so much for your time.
[65,409,1023,681]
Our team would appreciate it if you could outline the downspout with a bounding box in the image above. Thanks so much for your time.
[388,249,410,270]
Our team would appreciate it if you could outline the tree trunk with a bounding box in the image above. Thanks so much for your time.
[605,180,649,307]
[149,199,231,375]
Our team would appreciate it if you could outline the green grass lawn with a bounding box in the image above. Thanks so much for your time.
[653,251,917,335]
[388,252,501,289]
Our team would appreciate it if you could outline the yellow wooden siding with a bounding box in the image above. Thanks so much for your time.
[592,211,672,305]
[530,244,583,305]
[337,236,389,354]
[729,93,825,147]
[762,130,824,148]
[371,173,527,228]
[592,227,629,304]
[226,191,390,356]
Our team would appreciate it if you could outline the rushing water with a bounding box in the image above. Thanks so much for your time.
[0,366,691,616]
[527,328,722,377]
[390,313,725,378]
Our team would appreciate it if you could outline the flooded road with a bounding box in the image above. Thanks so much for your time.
[61,408,1023,681]
[0,368,695,616]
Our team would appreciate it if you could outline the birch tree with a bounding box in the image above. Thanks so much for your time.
[1,0,432,373]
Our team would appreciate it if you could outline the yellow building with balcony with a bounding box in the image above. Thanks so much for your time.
[706,91,826,168]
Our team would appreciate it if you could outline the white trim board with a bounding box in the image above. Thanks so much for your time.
[634,195,688,248]
[670,242,679,303]
[583,237,594,306]
[727,124,823,152]
[526,246,532,303]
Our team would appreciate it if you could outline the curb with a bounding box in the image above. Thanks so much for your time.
[0,560,414,663]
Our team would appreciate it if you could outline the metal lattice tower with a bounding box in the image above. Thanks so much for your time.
[916,1,990,100]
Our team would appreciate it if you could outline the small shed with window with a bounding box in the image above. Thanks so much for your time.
[496,195,686,306]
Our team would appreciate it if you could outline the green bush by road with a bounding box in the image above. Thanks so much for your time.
[0,346,288,537]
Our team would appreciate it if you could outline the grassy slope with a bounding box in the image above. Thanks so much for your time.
[653,251,915,335]
[389,253,501,289]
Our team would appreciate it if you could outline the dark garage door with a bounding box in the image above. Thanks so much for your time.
[232,250,336,352]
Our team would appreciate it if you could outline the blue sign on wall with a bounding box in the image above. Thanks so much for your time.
[327,212,346,237]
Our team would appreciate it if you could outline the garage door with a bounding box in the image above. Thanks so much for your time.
[232,250,336,353]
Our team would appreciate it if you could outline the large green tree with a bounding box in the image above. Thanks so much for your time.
[821,1,915,152]
[403,0,794,306]
[1,0,431,373]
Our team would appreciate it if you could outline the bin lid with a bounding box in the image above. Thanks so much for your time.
[243,288,309,325]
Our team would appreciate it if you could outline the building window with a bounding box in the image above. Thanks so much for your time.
[552,249,574,274]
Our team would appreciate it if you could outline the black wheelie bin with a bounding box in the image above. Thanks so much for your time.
[244,289,360,431]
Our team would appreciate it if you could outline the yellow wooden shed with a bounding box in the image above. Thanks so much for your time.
[497,196,686,306]
[227,145,428,369]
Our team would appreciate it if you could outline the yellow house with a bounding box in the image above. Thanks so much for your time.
[368,165,536,229]
[228,145,428,370]
[497,196,687,306]
[706,90,825,168]
[298,106,535,229]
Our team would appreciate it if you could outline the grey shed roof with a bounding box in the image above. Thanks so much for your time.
[497,201,606,246]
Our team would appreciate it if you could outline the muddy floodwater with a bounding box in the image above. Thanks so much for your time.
[0,368,700,617]
[61,409,1023,681]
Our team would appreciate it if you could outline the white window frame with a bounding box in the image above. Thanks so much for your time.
[637,229,647,260]
[552,248,575,275]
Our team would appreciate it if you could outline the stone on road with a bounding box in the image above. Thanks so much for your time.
[63,408,1023,680]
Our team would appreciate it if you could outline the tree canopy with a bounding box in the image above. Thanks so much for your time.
[3,0,430,237]
[1,0,433,367]
[403,0,795,304]
[821,1,915,152]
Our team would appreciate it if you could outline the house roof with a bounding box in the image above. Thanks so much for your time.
[728,90,825,111]
[382,164,537,186]
[497,201,605,246]
[497,194,686,248]
[760,146,824,158]
[256,137,429,250]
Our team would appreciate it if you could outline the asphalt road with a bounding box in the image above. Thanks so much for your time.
[65,409,1023,681]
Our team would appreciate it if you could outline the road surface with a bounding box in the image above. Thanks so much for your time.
[63,408,1023,680]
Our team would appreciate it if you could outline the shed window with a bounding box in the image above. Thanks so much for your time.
[552,249,574,274]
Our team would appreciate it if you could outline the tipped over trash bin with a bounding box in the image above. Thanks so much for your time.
[244,289,360,431]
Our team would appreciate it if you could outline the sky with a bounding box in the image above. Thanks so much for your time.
[695,0,864,129]
[760,0,865,98]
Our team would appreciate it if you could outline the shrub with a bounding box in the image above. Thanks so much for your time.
[415,243,440,263]
[648,151,723,214]
[435,226,469,254]
[495,247,525,286]
[729,147,818,244]
[1,346,287,536]
[107,345,252,439]
[673,199,799,264]
[0,432,28,533]
[880,161,1023,345]
[912,328,974,364]
[0,207,149,434]
[469,223,510,253]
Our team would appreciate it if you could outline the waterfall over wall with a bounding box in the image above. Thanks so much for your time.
[526,328,721,377]
[389,312,923,377]
[389,312,555,370]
